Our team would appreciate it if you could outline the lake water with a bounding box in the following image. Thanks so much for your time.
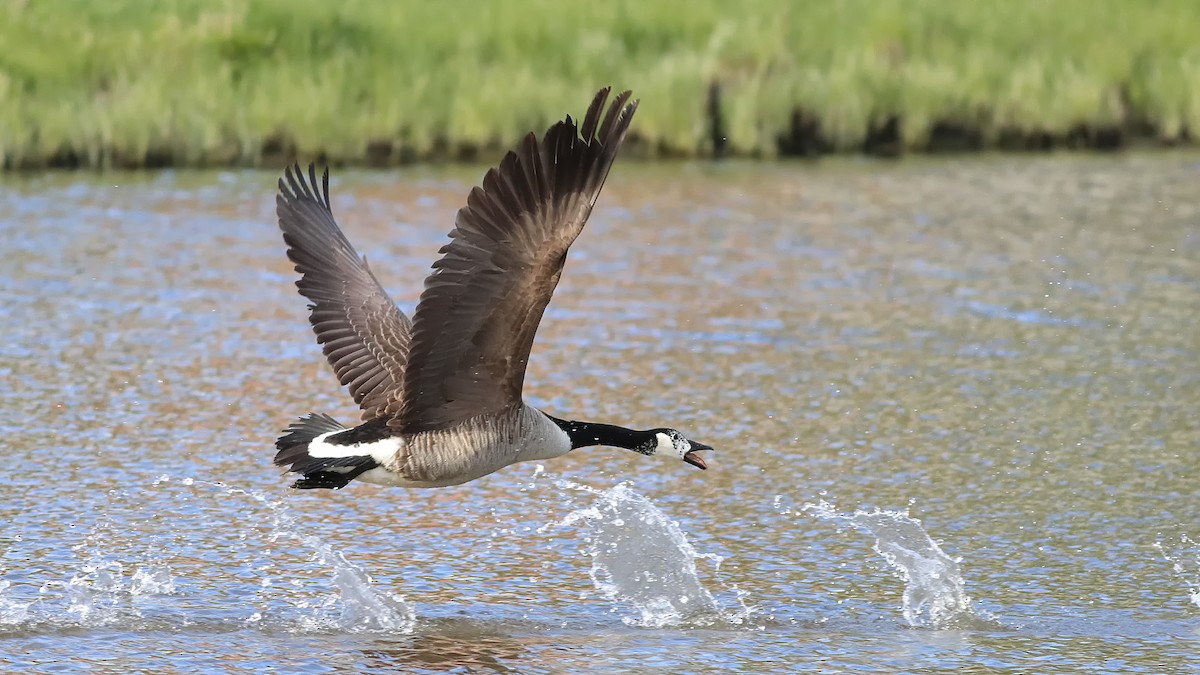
[2,154,1199,673]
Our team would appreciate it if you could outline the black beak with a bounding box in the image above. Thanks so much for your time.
[683,442,712,470]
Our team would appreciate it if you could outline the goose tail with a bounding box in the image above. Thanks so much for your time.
[273,413,377,490]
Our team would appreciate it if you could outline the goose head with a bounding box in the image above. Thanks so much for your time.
[644,429,712,470]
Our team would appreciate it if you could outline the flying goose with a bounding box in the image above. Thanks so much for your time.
[272,87,712,490]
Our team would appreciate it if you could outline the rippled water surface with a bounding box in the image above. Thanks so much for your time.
[2,154,1199,673]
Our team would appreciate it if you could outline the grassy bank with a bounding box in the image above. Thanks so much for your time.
[2,0,1199,169]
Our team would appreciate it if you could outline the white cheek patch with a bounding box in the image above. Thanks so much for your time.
[654,432,689,460]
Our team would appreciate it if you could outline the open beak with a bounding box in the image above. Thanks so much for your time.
[683,442,712,470]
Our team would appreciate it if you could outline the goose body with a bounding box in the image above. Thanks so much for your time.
[272,87,712,490]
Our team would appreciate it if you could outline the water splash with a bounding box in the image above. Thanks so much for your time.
[63,560,131,626]
[4,559,177,631]
[0,476,413,634]
[801,499,996,629]
[178,477,416,634]
[545,478,752,627]
[1153,533,1200,608]
[130,564,177,596]
[21,507,184,629]
[0,580,32,626]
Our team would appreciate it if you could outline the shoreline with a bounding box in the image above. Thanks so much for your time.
[4,115,1192,172]
[4,2,1198,171]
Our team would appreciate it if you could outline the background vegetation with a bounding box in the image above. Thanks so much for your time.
[2,0,1199,169]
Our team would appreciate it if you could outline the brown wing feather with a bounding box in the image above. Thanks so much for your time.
[276,164,413,419]
[395,87,639,432]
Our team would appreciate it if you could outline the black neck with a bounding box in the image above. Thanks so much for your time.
[546,415,655,455]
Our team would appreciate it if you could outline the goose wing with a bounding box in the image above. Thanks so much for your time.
[276,164,413,420]
[395,87,638,432]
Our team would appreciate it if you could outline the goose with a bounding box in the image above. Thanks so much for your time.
[271,87,712,490]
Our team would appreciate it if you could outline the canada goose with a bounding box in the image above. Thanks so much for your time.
[272,87,712,490]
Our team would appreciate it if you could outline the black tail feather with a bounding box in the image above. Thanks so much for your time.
[275,412,346,467]
[274,413,378,490]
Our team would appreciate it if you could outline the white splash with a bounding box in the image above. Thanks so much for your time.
[205,479,416,633]
[547,480,752,627]
[130,564,177,596]
[1153,533,1200,608]
[802,499,992,629]
[1,476,414,634]
[0,580,32,626]
[284,542,414,633]
[64,559,128,626]
[43,507,181,628]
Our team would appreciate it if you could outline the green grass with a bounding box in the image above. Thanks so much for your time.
[2,0,1199,168]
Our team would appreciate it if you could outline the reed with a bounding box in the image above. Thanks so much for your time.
[2,0,1198,169]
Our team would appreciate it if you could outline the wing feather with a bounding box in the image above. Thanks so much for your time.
[395,88,638,431]
[276,164,413,419]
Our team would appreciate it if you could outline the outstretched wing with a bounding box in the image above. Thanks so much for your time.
[396,87,639,432]
[276,164,412,420]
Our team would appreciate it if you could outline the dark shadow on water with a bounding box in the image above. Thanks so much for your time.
[364,632,526,674]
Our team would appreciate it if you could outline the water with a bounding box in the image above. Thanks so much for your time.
[547,479,752,628]
[1155,534,1200,610]
[2,154,1199,672]
[799,499,1002,630]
